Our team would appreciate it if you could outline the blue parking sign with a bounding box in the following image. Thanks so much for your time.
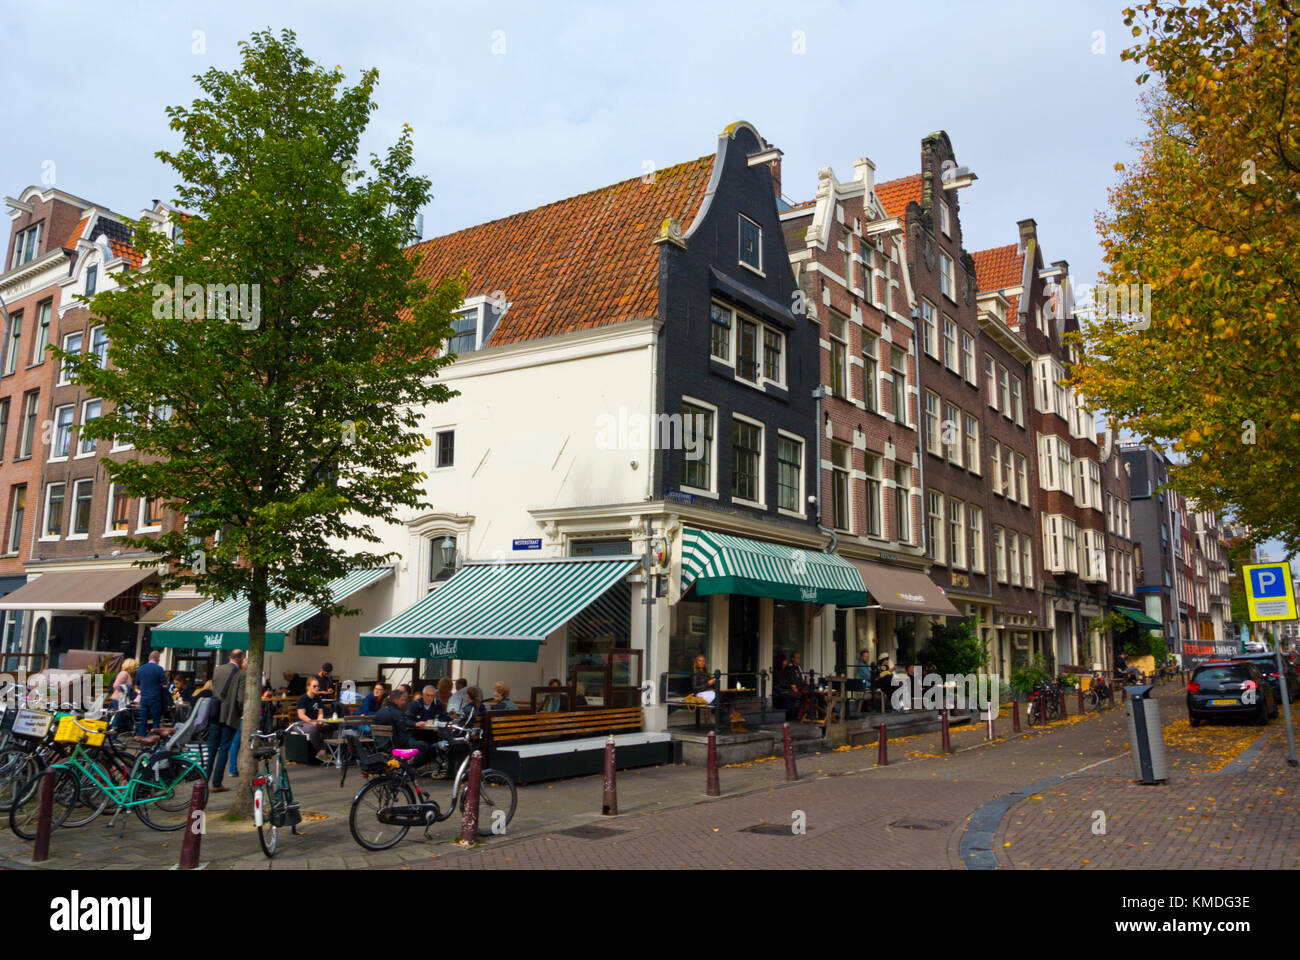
[1250,567,1286,598]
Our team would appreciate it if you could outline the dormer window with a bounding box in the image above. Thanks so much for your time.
[444,296,508,358]
[11,223,42,269]
[739,215,762,272]
[85,265,98,297]
[448,309,478,355]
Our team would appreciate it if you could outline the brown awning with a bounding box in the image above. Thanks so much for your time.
[138,595,206,624]
[849,560,961,617]
[0,568,158,612]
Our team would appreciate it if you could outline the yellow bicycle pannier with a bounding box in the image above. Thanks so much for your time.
[53,715,107,747]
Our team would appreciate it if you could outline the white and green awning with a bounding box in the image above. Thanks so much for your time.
[359,556,639,662]
[680,527,868,606]
[152,566,394,652]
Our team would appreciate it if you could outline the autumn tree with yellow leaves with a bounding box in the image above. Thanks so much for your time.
[1072,1,1300,551]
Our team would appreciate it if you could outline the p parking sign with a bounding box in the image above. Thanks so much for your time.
[1243,561,1297,621]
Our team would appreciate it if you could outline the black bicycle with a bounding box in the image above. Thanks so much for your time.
[250,729,302,857]
[1082,672,1114,712]
[346,723,516,851]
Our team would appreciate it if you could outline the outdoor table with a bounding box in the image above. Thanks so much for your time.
[320,715,369,768]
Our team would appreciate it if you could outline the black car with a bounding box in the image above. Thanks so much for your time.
[1187,661,1276,726]
[1230,653,1300,704]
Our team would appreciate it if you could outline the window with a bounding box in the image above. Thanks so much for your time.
[891,349,908,424]
[942,317,958,371]
[42,483,64,538]
[923,391,941,455]
[985,355,997,409]
[3,313,21,376]
[78,400,102,456]
[1002,446,1015,500]
[90,326,108,368]
[949,499,966,569]
[1016,454,1029,506]
[71,480,93,536]
[51,405,74,460]
[968,505,985,573]
[998,365,1011,416]
[732,417,762,504]
[831,440,851,531]
[32,301,51,365]
[681,401,714,492]
[945,403,962,466]
[777,434,802,513]
[1011,377,1024,426]
[447,308,478,355]
[993,526,1007,583]
[139,497,163,530]
[435,430,454,468]
[1009,532,1022,585]
[85,264,98,297]
[939,251,955,300]
[961,332,976,384]
[894,464,910,543]
[427,535,457,587]
[11,223,42,269]
[59,332,83,384]
[763,329,782,382]
[921,301,939,359]
[927,491,945,564]
[1122,501,1130,538]
[18,392,38,458]
[843,229,854,291]
[0,399,8,463]
[7,486,25,553]
[737,318,759,383]
[1043,515,1080,574]
[829,312,848,398]
[864,454,882,538]
[108,485,130,533]
[1022,537,1033,589]
[939,200,951,237]
[964,414,979,473]
[990,439,1003,494]
[862,336,878,413]
[710,302,732,362]
[739,215,762,271]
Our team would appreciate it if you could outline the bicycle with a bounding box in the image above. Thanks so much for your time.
[250,729,302,857]
[8,713,208,840]
[1082,673,1114,712]
[345,723,516,851]
[1026,680,1061,726]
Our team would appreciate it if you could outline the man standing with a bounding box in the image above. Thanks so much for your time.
[135,650,168,737]
[207,649,246,792]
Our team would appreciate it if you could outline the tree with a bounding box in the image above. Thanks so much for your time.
[919,619,988,677]
[1070,1,1300,553]
[64,29,461,815]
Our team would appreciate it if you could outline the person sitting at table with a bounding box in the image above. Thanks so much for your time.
[785,651,811,720]
[771,654,794,719]
[689,654,717,705]
[436,678,453,713]
[261,680,274,700]
[540,678,567,713]
[409,684,449,725]
[314,663,336,697]
[357,682,387,715]
[290,677,333,764]
[460,686,485,726]
[372,687,440,769]
[856,650,875,716]
[488,681,517,711]
[446,678,469,717]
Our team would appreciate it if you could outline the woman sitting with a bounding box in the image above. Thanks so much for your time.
[688,654,718,705]
[488,681,517,711]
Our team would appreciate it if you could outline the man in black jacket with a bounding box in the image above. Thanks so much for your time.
[372,687,439,769]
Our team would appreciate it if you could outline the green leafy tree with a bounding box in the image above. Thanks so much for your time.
[919,619,988,677]
[65,30,460,815]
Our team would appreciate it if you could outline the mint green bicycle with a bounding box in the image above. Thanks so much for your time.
[8,715,208,839]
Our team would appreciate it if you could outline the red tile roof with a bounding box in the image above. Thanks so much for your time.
[408,156,716,347]
[875,174,921,220]
[972,243,1025,317]
[108,237,142,268]
[63,218,90,249]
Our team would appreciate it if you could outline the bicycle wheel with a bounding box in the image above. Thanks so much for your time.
[257,762,288,858]
[8,767,79,841]
[0,746,42,812]
[1082,691,1098,713]
[132,754,208,832]
[463,769,517,838]
[349,776,415,851]
[1026,700,1040,726]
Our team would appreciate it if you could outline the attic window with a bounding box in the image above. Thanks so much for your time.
[445,295,509,357]
[448,308,479,355]
[739,215,762,272]
[85,265,98,297]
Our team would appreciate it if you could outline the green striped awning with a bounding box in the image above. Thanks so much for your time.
[680,527,868,606]
[359,557,639,662]
[152,567,394,652]
[1116,607,1162,629]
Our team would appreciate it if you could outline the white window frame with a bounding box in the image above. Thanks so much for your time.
[927,491,945,565]
[922,300,939,360]
[58,332,83,386]
[104,483,129,537]
[960,331,976,384]
[40,481,65,542]
[68,478,93,540]
[49,404,74,462]
[730,412,766,509]
[964,414,980,475]
[1009,531,1022,585]
[31,301,51,366]
[993,526,1008,583]
[939,251,955,300]
[949,498,966,570]
[968,505,985,573]
[942,317,958,372]
[680,395,718,498]
[137,496,163,533]
[776,429,805,519]
[862,335,879,414]
[945,403,962,467]
[924,391,942,456]
[1016,454,1029,507]
[939,200,951,237]
[890,348,909,425]
[738,214,764,274]
[11,223,42,269]
[990,439,1003,495]
[77,399,102,458]
[1011,377,1024,426]
[830,438,852,533]
[90,325,109,369]
[711,299,786,391]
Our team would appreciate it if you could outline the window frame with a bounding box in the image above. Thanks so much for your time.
[77,399,102,458]
[730,413,765,508]
[923,391,942,456]
[776,431,804,517]
[41,481,65,541]
[680,397,718,496]
[58,331,83,386]
[960,331,976,384]
[70,478,93,539]
[949,498,966,570]
[49,404,74,462]
[738,214,763,273]
[105,483,131,536]
[964,414,980,474]
[926,491,945,565]
[830,439,852,532]
[968,505,985,573]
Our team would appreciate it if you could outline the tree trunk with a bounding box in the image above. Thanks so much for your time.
[230,567,269,819]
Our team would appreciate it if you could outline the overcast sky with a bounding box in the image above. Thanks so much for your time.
[2,0,1282,559]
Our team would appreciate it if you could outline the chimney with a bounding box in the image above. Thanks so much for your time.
[1016,218,1037,255]
[768,154,782,199]
[853,157,876,195]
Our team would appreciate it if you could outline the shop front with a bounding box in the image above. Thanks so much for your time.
[844,559,961,668]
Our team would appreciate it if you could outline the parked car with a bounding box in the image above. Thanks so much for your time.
[1187,661,1276,726]
[1230,653,1300,704]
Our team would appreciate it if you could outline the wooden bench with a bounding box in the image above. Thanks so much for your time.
[482,707,678,784]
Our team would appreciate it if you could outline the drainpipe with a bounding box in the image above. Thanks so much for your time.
[909,318,928,561]
[812,386,837,554]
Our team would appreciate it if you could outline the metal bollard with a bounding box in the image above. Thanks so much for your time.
[705,729,720,796]
[782,722,798,781]
[601,735,618,816]
[32,769,56,862]
[1078,685,1085,714]
[986,705,995,741]
[877,722,888,765]
[178,779,208,870]
[458,749,483,843]
[1012,698,1021,733]
[1121,683,1127,704]
[1059,688,1067,719]
[941,707,952,753]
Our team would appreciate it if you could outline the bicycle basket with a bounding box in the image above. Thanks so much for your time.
[53,715,107,747]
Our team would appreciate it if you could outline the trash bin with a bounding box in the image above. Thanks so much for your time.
[1124,684,1167,784]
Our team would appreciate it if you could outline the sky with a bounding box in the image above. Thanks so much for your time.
[1,0,1285,557]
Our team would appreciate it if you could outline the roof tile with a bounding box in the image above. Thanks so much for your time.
[875,174,921,220]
